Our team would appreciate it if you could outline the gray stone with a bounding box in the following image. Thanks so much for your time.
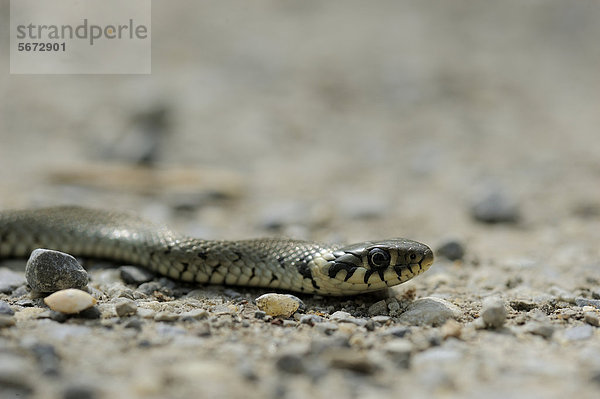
[25,249,88,292]
[300,314,323,325]
[575,297,600,309]
[382,326,410,338]
[435,239,466,261]
[368,300,388,316]
[564,325,594,341]
[481,297,507,328]
[78,307,101,319]
[0,300,14,316]
[119,266,155,285]
[383,340,413,368]
[470,189,520,224]
[399,297,462,326]
[0,268,26,294]
[154,311,179,322]
[584,312,600,327]
[330,311,352,320]
[115,299,138,317]
[180,309,209,321]
[371,315,391,323]
[525,321,555,339]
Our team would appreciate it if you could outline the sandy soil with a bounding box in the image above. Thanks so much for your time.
[1,1,600,398]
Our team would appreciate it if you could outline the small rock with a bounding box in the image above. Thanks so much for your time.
[16,298,35,307]
[382,326,410,338]
[0,300,14,315]
[223,288,242,298]
[124,318,144,330]
[441,319,462,339]
[276,354,306,374]
[78,306,101,319]
[326,349,377,374]
[399,297,462,326]
[154,311,179,322]
[387,299,401,315]
[194,322,212,337]
[564,325,594,341]
[481,297,507,329]
[368,300,388,316]
[0,314,15,328]
[300,314,323,325]
[180,309,209,321]
[526,321,555,339]
[255,293,303,318]
[44,289,97,314]
[584,312,600,327]
[330,311,352,320]
[549,287,576,304]
[435,240,465,261]
[119,266,155,285]
[575,297,600,309]
[0,267,26,294]
[25,249,88,292]
[371,315,391,324]
[115,299,138,317]
[509,300,537,311]
[254,310,267,320]
[470,189,520,224]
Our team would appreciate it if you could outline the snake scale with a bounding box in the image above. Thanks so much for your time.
[0,206,434,296]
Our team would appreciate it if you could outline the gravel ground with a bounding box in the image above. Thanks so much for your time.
[1,1,600,398]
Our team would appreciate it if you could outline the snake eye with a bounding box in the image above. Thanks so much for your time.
[410,253,417,261]
[368,248,391,268]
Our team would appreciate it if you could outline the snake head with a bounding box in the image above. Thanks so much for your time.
[312,238,434,295]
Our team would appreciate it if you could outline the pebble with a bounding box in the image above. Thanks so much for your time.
[0,300,14,315]
[25,249,89,292]
[470,189,520,224]
[575,297,600,309]
[180,309,209,321]
[584,312,600,327]
[254,310,267,319]
[564,325,594,341]
[0,314,15,328]
[435,239,466,261]
[368,300,388,316]
[119,265,155,285]
[326,349,377,374]
[371,315,391,324]
[154,311,180,322]
[382,326,411,338]
[44,289,97,314]
[525,321,555,339]
[115,298,138,317]
[0,267,26,293]
[78,306,102,319]
[124,318,144,331]
[481,297,507,328]
[399,297,462,326]
[509,299,537,311]
[255,293,303,318]
[300,314,324,325]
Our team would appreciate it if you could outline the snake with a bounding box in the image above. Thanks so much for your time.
[0,206,434,296]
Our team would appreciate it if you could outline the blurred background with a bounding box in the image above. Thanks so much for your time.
[1,0,599,260]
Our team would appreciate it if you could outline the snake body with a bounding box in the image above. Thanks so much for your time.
[0,206,434,296]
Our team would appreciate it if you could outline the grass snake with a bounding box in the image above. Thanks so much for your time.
[0,206,434,296]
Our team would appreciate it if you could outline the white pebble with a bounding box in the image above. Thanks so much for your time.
[481,296,507,328]
[255,293,303,317]
[44,289,97,314]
